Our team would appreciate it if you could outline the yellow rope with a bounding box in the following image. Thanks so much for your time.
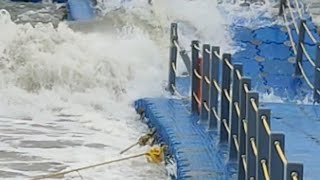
[32,144,166,180]
[31,153,146,180]
[234,102,241,118]
[120,131,155,154]
[262,116,271,135]
[275,141,288,164]
[292,171,299,180]
[250,138,258,156]
[145,145,166,164]
[120,142,139,154]
[261,159,270,180]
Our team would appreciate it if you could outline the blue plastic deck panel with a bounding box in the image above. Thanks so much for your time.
[263,102,320,180]
[231,22,316,99]
[67,0,94,21]
[134,98,236,180]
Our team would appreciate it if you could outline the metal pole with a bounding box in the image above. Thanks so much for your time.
[286,163,304,180]
[168,23,178,94]
[295,20,306,76]
[208,46,220,130]
[200,44,211,123]
[238,77,251,180]
[229,64,243,162]
[314,42,320,103]
[279,0,287,16]
[246,92,259,180]
[256,108,271,179]
[220,54,232,144]
[269,133,285,180]
[191,40,200,113]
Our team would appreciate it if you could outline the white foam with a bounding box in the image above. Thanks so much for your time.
[0,0,229,178]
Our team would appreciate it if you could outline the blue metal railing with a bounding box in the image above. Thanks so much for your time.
[168,22,304,180]
[279,0,320,103]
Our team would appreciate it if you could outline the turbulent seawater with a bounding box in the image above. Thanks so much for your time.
[0,0,230,179]
[304,0,320,25]
[0,0,318,179]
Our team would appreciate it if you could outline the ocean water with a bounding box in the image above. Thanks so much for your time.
[0,0,230,179]
[306,1,320,26]
[0,0,318,179]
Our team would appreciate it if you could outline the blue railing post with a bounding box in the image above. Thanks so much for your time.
[168,23,178,94]
[191,40,200,113]
[229,64,243,162]
[269,133,285,180]
[256,108,271,179]
[314,42,320,103]
[208,46,220,130]
[279,0,287,16]
[286,163,304,180]
[200,44,211,123]
[220,54,232,143]
[238,77,251,180]
[246,91,259,180]
[295,19,306,76]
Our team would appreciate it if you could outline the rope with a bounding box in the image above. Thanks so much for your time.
[262,116,271,135]
[171,84,185,99]
[222,119,231,134]
[120,142,139,154]
[234,102,241,118]
[250,138,258,156]
[204,101,210,112]
[298,62,315,90]
[31,153,146,180]
[241,155,247,172]
[233,135,239,152]
[300,43,316,67]
[145,145,166,164]
[291,172,299,180]
[283,6,297,55]
[194,69,202,80]
[236,69,242,80]
[287,3,300,34]
[173,40,181,51]
[303,23,318,44]
[224,89,232,102]
[250,98,258,112]
[213,80,222,92]
[171,62,178,74]
[192,92,201,105]
[274,141,288,164]
[244,84,249,93]
[211,107,221,122]
[293,0,303,19]
[193,44,201,51]
[120,130,156,154]
[214,51,222,60]
[261,159,270,180]
[243,119,248,135]
[204,76,211,85]
[225,58,234,70]
[205,49,212,57]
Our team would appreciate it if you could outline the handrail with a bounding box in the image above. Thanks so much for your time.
[167,22,304,180]
[279,0,320,102]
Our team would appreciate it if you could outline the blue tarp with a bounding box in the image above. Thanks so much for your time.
[67,0,94,21]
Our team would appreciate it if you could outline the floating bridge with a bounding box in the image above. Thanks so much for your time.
[135,1,320,179]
